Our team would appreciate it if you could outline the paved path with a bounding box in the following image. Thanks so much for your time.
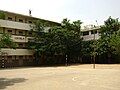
[0,64,120,90]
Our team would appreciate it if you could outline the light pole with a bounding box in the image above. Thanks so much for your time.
[93,30,96,69]
[93,20,99,69]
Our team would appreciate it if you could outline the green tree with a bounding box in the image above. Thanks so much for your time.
[81,40,98,64]
[0,33,17,57]
[0,11,5,20]
[61,19,83,63]
[29,19,82,65]
[28,20,47,65]
[97,17,120,63]
[62,18,82,34]
[72,20,82,35]
[0,33,17,49]
[81,40,92,63]
[110,31,120,55]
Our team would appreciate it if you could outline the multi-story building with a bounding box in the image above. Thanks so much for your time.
[0,10,60,68]
[81,25,100,41]
[0,10,100,68]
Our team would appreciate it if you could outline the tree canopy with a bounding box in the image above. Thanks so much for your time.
[97,17,120,55]
[29,17,120,65]
[29,19,83,65]
[0,33,17,49]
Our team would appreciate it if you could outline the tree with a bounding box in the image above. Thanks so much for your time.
[110,31,120,55]
[72,20,82,35]
[0,33,17,49]
[29,19,83,65]
[0,33,17,57]
[97,17,120,63]
[81,41,92,63]
[0,11,5,20]
[81,40,98,64]
[61,19,83,63]
[62,18,82,35]
[51,26,82,55]
[28,20,47,65]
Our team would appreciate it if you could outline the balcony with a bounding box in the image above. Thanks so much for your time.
[0,34,33,43]
[82,34,100,41]
[0,48,34,55]
[0,19,32,30]
[12,35,33,42]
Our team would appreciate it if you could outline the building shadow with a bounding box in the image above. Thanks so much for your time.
[0,78,27,89]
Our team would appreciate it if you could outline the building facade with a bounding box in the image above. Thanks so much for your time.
[81,25,100,41]
[0,10,60,68]
[0,10,100,68]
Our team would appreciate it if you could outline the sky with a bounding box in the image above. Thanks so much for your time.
[0,0,120,25]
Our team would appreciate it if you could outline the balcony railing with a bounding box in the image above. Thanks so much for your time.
[82,34,100,41]
[1,48,34,55]
[0,19,32,30]
[12,35,33,42]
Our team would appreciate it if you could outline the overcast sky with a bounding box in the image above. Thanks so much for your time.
[0,0,120,25]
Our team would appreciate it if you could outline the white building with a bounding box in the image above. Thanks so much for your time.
[81,25,100,41]
[0,10,60,67]
[0,10,100,68]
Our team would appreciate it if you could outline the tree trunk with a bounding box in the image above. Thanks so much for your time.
[108,53,111,64]
[80,57,82,63]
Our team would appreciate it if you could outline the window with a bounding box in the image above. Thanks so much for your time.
[28,38,34,42]
[19,56,23,59]
[7,30,12,34]
[19,31,23,35]
[8,56,12,59]
[29,56,33,59]
[18,43,23,48]
[26,56,29,59]
[28,32,32,36]
[29,21,32,23]
[29,56,33,62]
[83,31,89,36]
[8,17,12,20]
[7,56,12,63]
[18,43,26,48]
[91,30,97,34]
[19,19,23,22]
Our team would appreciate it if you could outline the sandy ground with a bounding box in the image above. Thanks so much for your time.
[0,64,120,90]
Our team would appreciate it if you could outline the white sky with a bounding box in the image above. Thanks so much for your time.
[0,0,120,25]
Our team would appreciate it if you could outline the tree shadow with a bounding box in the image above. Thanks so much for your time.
[0,78,27,89]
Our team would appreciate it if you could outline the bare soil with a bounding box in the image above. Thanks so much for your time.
[0,64,120,90]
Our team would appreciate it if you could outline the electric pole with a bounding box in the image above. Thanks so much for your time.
[93,30,95,69]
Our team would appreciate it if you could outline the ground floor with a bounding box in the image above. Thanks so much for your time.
[0,55,34,68]
[0,64,120,90]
